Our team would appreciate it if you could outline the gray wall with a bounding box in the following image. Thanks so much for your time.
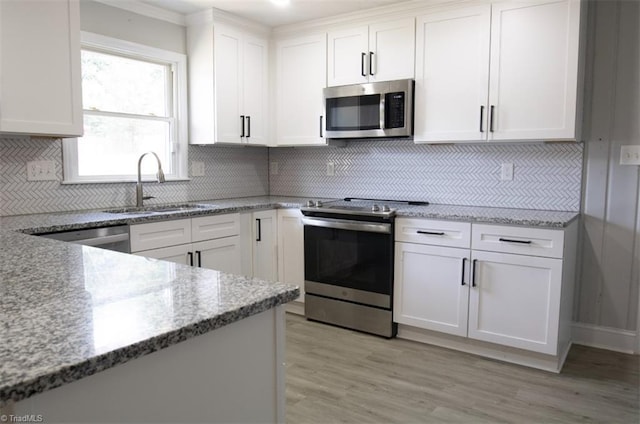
[576,0,640,332]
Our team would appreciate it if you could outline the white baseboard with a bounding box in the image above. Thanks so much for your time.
[571,322,638,354]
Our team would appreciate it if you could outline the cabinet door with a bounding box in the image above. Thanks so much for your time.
[327,26,368,86]
[252,210,277,281]
[394,242,470,337]
[468,250,562,354]
[368,18,415,83]
[187,22,215,144]
[214,24,243,143]
[134,244,192,265]
[193,236,242,275]
[0,0,82,136]
[275,34,327,146]
[242,35,269,146]
[414,6,491,143]
[277,209,304,302]
[487,0,581,141]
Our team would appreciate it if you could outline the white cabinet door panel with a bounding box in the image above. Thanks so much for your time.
[242,35,268,145]
[275,34,327,146]
[368,18,415,82]
[327,26,368,86]
[414,6,491,142]
[0,0,82,136]
[395,218,471,248]
[472,223,565,258]
[192,213,240,243]
[277,209,305,302]
[394,243,469,337]
[468,250,562,354]
[194,236,242,275]
[252,210,277,281]
[214,24,243,143]
[488,0,581,140]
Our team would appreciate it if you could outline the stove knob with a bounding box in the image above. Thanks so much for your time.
[372,204,380,212]
[382,205,391,212]
[315,200,323,208]
[306,200,315,207]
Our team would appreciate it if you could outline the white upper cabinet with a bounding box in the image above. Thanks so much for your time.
[414,6,491,142]
[414,0,583,143]
[0,0,83,137]
[275,33,328,146]
[187,20,268,145]
[487,0,582,141]
[327,18,415,86]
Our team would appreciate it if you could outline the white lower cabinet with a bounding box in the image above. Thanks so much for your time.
[251,210,278,281]
[394,242,469,337]
[131,214,241,274]
[277,209,305,302]
[468,250,562,354]
[394,218,577,366]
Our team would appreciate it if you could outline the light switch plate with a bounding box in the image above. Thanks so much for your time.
[326,162,335,176]
[191,161,205,176]
[26,160,57,181]
[270,161,279,175]
[501,163,514,181]
[620,145,640,165]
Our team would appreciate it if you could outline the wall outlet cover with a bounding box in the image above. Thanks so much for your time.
[501,163,514,181]
[326,162,335,176]
[191,161,205,176]
[26,160,57,181]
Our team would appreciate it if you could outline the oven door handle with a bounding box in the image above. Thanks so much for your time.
[301,217,391,234]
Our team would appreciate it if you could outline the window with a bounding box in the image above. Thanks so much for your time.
[63,32,188,183]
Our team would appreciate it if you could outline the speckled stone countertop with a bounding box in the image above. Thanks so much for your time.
[0,212,300,405]
[1,195,578,232]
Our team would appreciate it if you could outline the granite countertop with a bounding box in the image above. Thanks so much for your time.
[1,195,579,232]
[0,196,578,405]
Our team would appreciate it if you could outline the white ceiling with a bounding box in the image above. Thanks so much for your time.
[140,0,411,27]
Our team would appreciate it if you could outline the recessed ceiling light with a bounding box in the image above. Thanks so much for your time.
[270,0,291,7]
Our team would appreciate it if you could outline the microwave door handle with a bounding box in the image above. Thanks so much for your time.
[379,96,385,130]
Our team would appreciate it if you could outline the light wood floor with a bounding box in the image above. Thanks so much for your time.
[285,313,639,423]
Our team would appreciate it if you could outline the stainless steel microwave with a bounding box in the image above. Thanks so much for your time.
[323,79,414,139]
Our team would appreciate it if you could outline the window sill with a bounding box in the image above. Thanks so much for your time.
[61,177,191,185]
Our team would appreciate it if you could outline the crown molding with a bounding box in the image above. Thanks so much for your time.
[185,7,271,36]
[271,0,474,36]
[93,0,186,26]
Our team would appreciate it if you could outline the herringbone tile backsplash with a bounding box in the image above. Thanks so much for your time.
[0,136,269,216]
[268,139,583,212]
[0,136,582,216]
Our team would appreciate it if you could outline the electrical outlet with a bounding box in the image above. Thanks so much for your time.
[620,145,640,165]
[26,160,57,181]
[326,162,335,176]
[501,163,514,181]
[191,161,205,177]
[270,161,279,175]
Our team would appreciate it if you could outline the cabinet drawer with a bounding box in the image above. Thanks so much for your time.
[191,213,240,242]
[472,224,564,258]
[130,219,191,252]
[396,218,471,248]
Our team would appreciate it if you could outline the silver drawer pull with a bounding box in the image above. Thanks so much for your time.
[499,237,532,244]
[417,230,445,236]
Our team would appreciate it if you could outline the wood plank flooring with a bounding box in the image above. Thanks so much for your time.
[285,313,639,423]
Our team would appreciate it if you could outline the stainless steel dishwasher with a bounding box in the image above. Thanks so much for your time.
[39,226,130,253]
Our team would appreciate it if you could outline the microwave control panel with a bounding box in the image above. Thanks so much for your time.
[385,92,405,129]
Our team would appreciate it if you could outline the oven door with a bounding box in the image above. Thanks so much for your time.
[302,216,393,308]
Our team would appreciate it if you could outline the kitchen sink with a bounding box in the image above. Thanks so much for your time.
[103,203,213,215]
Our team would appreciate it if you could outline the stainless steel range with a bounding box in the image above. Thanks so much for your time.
[300,198,427,338]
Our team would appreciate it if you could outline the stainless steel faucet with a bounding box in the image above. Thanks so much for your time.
[136,151,166,207]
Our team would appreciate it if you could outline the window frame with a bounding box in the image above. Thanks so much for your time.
[62,31,188,184]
